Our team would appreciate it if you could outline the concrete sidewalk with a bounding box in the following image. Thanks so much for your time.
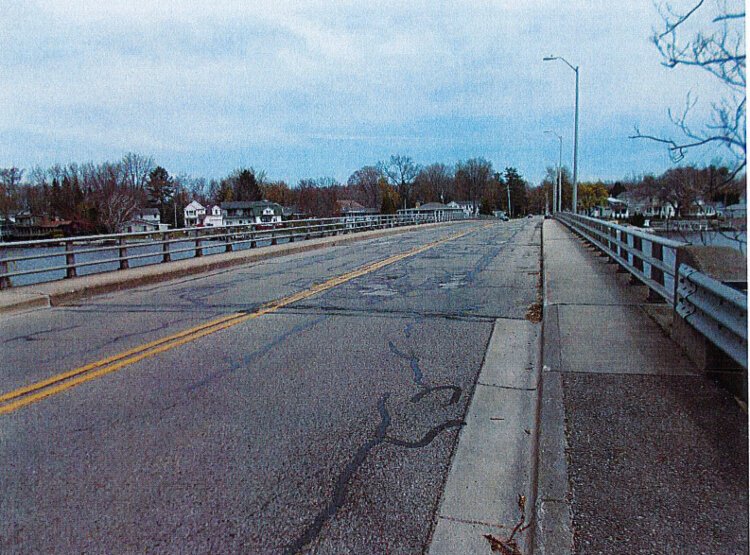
[536,220,748,554]
[0,221,463,316]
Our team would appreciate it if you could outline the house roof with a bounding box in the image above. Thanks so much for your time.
[221,200,280,209]
[136,208,160,216]
[337,199,364,209]
[185,200,205,210]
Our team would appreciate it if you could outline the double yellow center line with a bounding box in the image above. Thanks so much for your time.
[0,225,484,415]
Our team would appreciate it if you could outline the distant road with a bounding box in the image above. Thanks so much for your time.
[0,218,541,554]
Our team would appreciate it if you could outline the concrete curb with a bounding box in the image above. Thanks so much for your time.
[428,318,542,554]
[0,221,463,316]
[531,220,575,554]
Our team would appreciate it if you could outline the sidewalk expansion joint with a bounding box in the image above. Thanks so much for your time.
[476,382,537,392]
[437,515,510,531]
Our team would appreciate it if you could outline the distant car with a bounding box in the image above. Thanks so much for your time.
[527,214,533,218]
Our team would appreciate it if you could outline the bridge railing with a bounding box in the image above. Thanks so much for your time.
[0,212,466,289]
[556,212,685,303]
[676,265,748,368]
[556,212,748,370]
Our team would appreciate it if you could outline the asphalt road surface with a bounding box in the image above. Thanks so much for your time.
[0,218,542,554]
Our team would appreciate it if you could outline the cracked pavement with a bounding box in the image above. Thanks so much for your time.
[0,219,542,554]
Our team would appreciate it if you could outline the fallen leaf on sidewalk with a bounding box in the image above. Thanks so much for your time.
[483,533,521,555]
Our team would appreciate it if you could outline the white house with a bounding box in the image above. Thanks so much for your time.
[202,205,224,227]
[118,208,169,233]
[183,200,207,228]
[221,201,283,226]
[448,200,478,217]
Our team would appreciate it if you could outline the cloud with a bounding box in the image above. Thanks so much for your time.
[0,0,738,183]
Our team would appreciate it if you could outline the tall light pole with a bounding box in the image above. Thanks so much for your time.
[543,55,579,214]
[545,130,563,213]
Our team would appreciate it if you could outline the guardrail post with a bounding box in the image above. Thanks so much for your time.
[118,237,129,270]
[271,225,277,245]
[648,242,665,303]
[305,223,311,240]
[162,233,171,262]
[65,241,77,279]
[288,224,295,242]
[0,259,10,289]
[195,231,203,257]
[225,229,233,253]
[250,228,256,248]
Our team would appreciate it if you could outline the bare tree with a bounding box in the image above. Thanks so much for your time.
[347,166,382,209]
[632,0,746,176]
[122,152,155,190]
[414,163,455,203]
[83,162,139,232]
[378,155,420,208]
[456,158,493,213]
[0,167,24,218]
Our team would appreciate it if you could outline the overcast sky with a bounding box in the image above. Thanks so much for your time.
[0,1,735,185]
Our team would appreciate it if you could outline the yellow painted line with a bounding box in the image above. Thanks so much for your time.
[0,311,246,404]
[0,224,486,415]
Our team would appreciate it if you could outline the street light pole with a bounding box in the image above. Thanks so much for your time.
[543,55,579,214]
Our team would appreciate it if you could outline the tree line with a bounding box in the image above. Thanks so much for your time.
[0,154,542,234]
[1,152,742,236]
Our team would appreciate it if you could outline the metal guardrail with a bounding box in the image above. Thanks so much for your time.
[556,212,686,303]
[676,265,748,368]
[556,212,748,369]
[0,213,466,289]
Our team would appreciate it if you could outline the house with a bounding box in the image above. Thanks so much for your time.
[614,193,675,219]
[336,200,379,216]
[118,208,169,233]
[202,205,224,227]
[398,202,464,222]
[687,200,718,217]
[281,205,307,220]
[14,210,44,227]
[7,211,73,239]
[592,197,629,219]
[221,201,283,226]
[184,200,207,227]
[133,208,164,227]
[0,215,14,241]
[448,200,478,217]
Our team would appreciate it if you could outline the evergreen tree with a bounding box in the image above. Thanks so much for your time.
[146,166,175,222]
[50,178,62,218]
[504,167,528,217]
[233,169,261,201]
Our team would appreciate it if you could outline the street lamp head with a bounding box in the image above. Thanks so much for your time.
[543,56,557,61]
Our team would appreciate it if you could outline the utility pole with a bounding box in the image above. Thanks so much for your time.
[506,181,512,218]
